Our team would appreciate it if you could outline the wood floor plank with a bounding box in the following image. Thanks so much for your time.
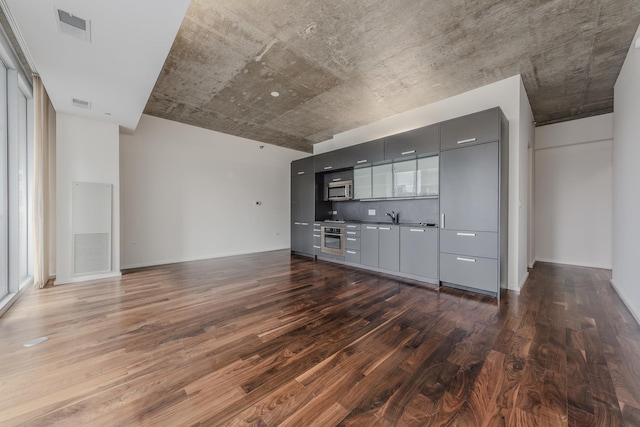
[0,253,638,425]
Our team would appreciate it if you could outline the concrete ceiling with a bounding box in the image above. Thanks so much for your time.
[4,0,191,132]
[146,0,640,152]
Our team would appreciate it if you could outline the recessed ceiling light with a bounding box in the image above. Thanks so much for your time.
[270,91,280,97]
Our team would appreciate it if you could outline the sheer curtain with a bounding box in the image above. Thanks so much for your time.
[33,75,54,288]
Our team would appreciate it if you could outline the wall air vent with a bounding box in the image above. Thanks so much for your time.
[56,9,91,42]
[71,98,91,109]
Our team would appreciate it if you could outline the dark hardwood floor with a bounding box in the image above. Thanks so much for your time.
[1,250,639,426]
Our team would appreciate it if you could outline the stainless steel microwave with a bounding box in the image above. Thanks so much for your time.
[327,180,353,201]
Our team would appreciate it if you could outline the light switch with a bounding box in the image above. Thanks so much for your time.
[368,209,376,216]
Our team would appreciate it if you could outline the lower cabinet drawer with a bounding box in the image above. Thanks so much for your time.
[345,249,361,264]
[440,253,498,294]
[345,237,360,250]
[440,230,497,259]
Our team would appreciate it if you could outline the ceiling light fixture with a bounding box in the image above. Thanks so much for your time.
[270,91,280,97]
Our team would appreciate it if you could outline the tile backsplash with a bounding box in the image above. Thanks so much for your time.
[332,199,439,224]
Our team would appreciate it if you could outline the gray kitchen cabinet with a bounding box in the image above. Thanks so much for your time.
[345,249,361,264]
[291,156,314,177]
[400,227,438,279]
[378,226,399,272]
[291,160,316,256]
[291,173,315,222]
[361,225,379,267]
[440,107,501,150]
[439,107,508,298]
[384,124,439,160]
[344,138,384,168]
[291,222,313,255]
[439,141,499,232]
[314,150,344,173]
[372,163,393,198]
[440,253,498,294]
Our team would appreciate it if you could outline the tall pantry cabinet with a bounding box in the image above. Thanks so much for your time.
[438,108,509,298]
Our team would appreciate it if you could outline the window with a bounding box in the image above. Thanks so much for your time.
[0,62,7,299]
[18,90,32,284]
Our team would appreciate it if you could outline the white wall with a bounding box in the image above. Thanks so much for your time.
[119,114,306,269]
[534,114,613,269]
[518,80,534,288]
[315,75,533,290]
[55,113,121,284]
[612,25,640,322]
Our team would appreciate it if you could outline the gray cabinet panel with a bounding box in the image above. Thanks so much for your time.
[291,222,313,255]
[314,150,345,173]
[440,108,500,150]
[384,124,439,160]
[440,230,498,259]
[345,249,361,264]
[345,236,360,250]
[378,226,399,272]
[400,227,438,278]
[440,141,499,232]
[361,226,379,267]
[291,173,315,221]
[440,253,498,294]
[345,138,384,167]
[291,156,314,177]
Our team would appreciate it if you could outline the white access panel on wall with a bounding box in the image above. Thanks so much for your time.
[72,182,112,276]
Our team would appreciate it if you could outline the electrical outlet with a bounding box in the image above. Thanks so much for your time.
[368,209,376,216]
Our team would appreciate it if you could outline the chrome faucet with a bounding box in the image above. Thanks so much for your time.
[386,211,399,224]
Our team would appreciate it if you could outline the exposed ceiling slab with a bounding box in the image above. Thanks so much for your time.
[146,0,640,152]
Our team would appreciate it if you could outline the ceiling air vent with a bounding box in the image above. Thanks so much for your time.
[56,9,91,42]
[71,98,91,109]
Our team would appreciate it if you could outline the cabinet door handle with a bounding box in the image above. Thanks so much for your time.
[297,171,305,175]
[401,150,416,155]
[323,166,333,170]
[457,257,476,263]
[347,250,357,255]
[347,231,357,235]
[332,178,342,182]
[457,232,476,237]
[379,227,391,231]
[346,225,357,228]
[409,228,425,232]
[356,159,368,164]
[313,245,321,249]
[347,238,357,241]
[314,223,321,226]
[441,213,445,229]
[457,137,477,145]
[313,234,320,238]
[366,226,377,230]
[300,222,309,226]
[294,222,301,225]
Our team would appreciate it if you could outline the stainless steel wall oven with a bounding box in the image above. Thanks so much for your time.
[320,226,345,256]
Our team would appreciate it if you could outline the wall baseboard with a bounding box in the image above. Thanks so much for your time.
[55,271,122,286]
[518,271,529,290]
[609,279,640,326]
[528,259,536,269]
[121,247,291,271]
[534,257,612,270]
